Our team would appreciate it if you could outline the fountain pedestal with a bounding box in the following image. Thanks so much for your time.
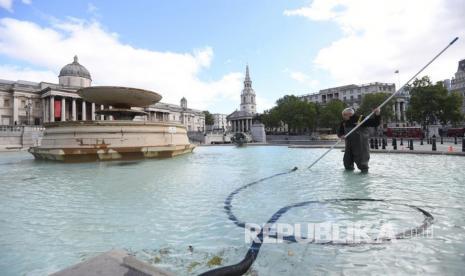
[29,86,195,162]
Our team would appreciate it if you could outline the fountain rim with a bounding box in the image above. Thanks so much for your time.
[77,86,162,107]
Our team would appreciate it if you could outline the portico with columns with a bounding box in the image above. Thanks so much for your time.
[392,93,409,124]
[40,89,105,123]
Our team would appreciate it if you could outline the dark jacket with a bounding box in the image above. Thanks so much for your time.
[337,114,381,137]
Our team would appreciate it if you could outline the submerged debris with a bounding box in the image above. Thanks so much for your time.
[207,255,223,267]
[187,261,201,272]
[153,255,161,264]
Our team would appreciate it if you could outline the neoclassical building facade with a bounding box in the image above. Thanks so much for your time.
[227,65,257,133]
[451,59,465,114]
[299,82,409,123]
[0,56,205,131]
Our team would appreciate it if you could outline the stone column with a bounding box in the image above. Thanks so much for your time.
[402,101,407,121]
[396,101,401,121]
[82,101,87,121]
[61,98,66,121]
[13,96,19,124]
[42,98,46,124]
[91,103,95,121]
[399,102,403,122]
[100,105,105,120]
[72,99,77,121]
[109,105,113,120]
[50,96,55,122]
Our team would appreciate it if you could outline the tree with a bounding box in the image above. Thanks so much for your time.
[202,111,214,126]
[438,91,464,126]
[275,95,317,134]
[319,99,346,132]
[406,76,463,128]
[260,107,281,129]
[406,76,440,127]
[358,93,395,123]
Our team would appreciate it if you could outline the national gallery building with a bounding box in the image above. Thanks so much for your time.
[0,56,205,132]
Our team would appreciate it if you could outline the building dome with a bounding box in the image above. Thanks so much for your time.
[180,97,187,109]
[59,55,91,79]
[59,55,92,87]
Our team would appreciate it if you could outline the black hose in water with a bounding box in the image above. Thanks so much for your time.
[199,167,434,276]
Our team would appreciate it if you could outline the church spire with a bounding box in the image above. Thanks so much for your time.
[240,64,256,114]
[244,65,252,88]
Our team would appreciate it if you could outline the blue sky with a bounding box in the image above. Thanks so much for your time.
[0,0,464,113]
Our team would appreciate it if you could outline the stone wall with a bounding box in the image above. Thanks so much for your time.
[251,123,266,143]
[0,126,44,149]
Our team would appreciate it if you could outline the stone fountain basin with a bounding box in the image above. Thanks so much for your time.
[78,86,162,108]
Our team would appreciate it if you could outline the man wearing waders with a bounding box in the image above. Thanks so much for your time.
[337,107,381,173]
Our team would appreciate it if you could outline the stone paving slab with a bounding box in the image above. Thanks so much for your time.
[51,249,175,276]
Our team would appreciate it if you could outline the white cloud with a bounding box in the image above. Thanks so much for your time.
[285,0,465,87]
[289,71,319,88]
[0,17,244,112]
[0,0,30,11]
[0,65,55,82]
[87,3,97,13]
[256,96,274,112]
[87,3,100,18]
[0,0,13,12]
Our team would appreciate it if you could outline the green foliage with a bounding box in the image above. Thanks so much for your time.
[318,99,346,132]
[406,76,464,127]
[202,110,214,126]
[261,95,317,133]
[260,107,281,128]
[438,91,464,126]
[274,95,317,133]
[358,93,394,122]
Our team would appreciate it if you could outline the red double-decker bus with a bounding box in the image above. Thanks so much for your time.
[446,128,465,137]
[385,127,423,138]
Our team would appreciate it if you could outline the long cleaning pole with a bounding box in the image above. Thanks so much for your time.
[307,37,459,169]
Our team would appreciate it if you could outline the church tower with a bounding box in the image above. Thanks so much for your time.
[240,65,256,114]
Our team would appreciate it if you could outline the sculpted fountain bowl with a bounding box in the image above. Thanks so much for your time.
[28,86,195,162]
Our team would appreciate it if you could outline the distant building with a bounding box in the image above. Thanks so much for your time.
[212,113,228,130]
[0,56,93,125]
[299,82,410,123]
[443,79,452,91]
[227,65,257,133]
[0,56,205,131]
[145,98,205,132]
[451,59,465,114]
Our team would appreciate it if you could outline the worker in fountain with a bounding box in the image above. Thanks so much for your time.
[337,107,381,173]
